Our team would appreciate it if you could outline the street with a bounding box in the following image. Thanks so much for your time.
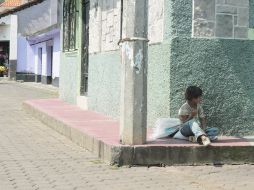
[0,81,253,190]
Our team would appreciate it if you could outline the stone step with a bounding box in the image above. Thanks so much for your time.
[22,99,254,166]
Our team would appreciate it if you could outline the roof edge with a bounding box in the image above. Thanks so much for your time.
[0,0,44,18]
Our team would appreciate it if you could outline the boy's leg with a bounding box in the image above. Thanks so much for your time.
[174,119,210,146]
[180,119,205,139]
[180,119,210,146]
[173,119,193,140]
[173,130,189,140]
[205,127,219,141]
[189,121,206,141]
[174,119,196,141]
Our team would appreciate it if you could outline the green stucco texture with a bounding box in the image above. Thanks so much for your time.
[170,37,254,136]
[88,51,121,118]
[87,45,172,128]
[59,52,80,104]
[250,0,254,28]
[147,43,171,127]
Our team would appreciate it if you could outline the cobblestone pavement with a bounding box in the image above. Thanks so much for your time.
[0,81,253,190]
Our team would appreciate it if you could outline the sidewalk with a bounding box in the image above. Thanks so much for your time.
[23,98,254,166]
[0,79,59,95]
[1,81,254,190]
[18,82,59,95]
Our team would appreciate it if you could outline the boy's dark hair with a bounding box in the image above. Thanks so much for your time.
[185,86,203,101]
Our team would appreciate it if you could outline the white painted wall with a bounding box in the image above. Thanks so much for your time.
[41,44,47,76]
[34,45,44,75]
[148,0,164,44]
[17,36,27,72]
[0,26,10,41]
[26,43,35,72]
[52,34,60,78]
[13,0,61,79]
[0,16,11,25]
[29,33,60,78]
[0,16,11,41]
[17,36,36,73]
[89,0,165,53]
[9,15,17,61]
[17,30,60,79]
[16,0,58,36]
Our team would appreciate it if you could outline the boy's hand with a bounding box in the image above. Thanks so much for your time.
[191,110,198,117]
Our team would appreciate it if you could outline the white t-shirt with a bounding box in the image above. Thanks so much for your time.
[178,102,205,123]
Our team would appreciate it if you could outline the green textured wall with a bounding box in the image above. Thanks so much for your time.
[88,51,121,118]
[169,37,254,136]
[162,0,254,136]
[147,43,171,127]
[250,0,254,28]
[87,43,172,126]
[59,53,80,104]
[59,0,83,104]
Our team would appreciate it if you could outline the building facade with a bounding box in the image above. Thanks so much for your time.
[14,0,61,86]
[0,14,17,79]
[60,0,254,136]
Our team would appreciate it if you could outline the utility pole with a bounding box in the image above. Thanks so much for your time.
[120,0,148,145]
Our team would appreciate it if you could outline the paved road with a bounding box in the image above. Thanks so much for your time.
[0,81,253,190]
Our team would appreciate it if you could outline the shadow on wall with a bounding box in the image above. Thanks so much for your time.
[17,0,53,36]
[169,37,254,136]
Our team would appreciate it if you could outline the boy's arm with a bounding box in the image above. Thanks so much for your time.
[179,115,189,123]
[179,110,198,123]
[200,117,206,129]
[198,105,206,129]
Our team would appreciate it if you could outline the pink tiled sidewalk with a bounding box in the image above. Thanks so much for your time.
[24,99,252,147]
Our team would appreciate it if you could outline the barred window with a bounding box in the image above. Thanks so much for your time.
[63,0,77,51]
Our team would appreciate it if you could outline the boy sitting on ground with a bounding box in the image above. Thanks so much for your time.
[173,86,219,146]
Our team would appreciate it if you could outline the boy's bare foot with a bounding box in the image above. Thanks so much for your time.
[201,135,211,146]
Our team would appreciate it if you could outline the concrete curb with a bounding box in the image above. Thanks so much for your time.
[23,101,254,166]
[22,102,131,166]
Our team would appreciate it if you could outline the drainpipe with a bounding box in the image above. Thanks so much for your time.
[119,0,123,43]
[119,0,149,145]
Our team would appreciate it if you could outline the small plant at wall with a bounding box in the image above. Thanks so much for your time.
[0,52,8,77]
[0,66,7,77]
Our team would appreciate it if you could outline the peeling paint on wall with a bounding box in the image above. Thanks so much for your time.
[122,42,143,74]
[133,48,143,74]
[122,43,133,61]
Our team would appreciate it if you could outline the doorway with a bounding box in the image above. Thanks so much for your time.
[50,46,53,82]
[36,47,42,83]
[45,45,53,84]
[80,0,90,95]
[0,41,9,77]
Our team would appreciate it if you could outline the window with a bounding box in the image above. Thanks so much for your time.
[63,0,77,51]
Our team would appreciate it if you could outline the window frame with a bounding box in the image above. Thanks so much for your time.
[63,0,77,52]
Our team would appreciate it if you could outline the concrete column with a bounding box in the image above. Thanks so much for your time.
[120,0,148,145]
